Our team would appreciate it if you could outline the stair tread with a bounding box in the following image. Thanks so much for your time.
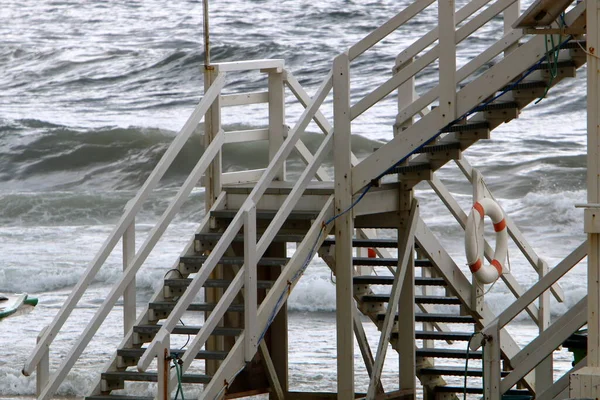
[416,141,462,154]
[435,386,530,395]
[149,301,245,312]
[117,348,228,360]
[354,275,447,286]
[322,238,400,248]
[420,366,509,377]
[164,278,274,289]
[441,121,489,133]
[505,80,547,91]
[133,324,242,336]
[416,348,482,359]
[196,232,305,243]
[362,294,461,305]
[377,313,474,323]
[391,162,431,175]
[352,257,431,267]
[102,370,211,384]
[413,331,476,341]
[180,255,289,266]
[530,59,576,71]
[474,101,519,112]
[211,210,319,220]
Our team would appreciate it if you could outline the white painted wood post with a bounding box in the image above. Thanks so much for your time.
[483,324,502,400]
[244,205,258,362]
[396,58,416,134]
[571,1,600,395]
[438,0,457,125]
[157,334,171,400]
[268,70,286,181]
[204,65,222,207]
[333,52,355,400]
[471,168,484,315]
[123,218,136,335]
[536,259,552,393]
[36,326,49,398]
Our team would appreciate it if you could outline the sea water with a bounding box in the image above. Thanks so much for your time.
[0,0,588,398]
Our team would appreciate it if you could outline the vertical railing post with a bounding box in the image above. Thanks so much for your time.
[123,215,136,335]
[157,333,171,400]
[483,324,501,400]
[204,64,222,208]
[333,52,355,400]
[395,58,416,134]
[571,3,600,398]
[268,68,286,182]
[504,1,520,55]
[36,326,49,398]
[243,205,257,362]
[535,259,552,393]
[471,168,484,315]
[438,0,456,125]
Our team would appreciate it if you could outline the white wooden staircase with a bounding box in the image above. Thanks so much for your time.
[22,1,592,399]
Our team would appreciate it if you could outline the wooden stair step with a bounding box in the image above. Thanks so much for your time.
[322,238,401,248]
[420,366,509,377]
[415,141,462,154]
[164,278,274,289]
[530,59,576,71]
[413,331,475,341]
[352,257,431,267]
[362,294,461,305]
[117,348,228,360]
[196,232,305,243]
[434,386,530,396]
[354,275,447,286]
[416,348,482,359]
[503,80,547,91]
[149,301,244,313]
[133,325,242,336]
[441,121,489,133]
[211,210,319,220]
[377,313,474,324]
[101,371,211,384]
[180,255,289,267]
[474,101,519,112]
[389,162,431,175]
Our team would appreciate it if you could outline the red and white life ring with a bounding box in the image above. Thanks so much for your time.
[465,198,508,284]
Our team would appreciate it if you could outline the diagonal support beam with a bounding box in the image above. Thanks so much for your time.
[259,341,285,400]
[353,306,385,395]
[366,200,419,400]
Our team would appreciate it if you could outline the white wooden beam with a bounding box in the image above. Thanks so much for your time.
[214,59,284,72]
[224,128,269,144]
[221,169,265,186]
[333,52,355,400]
[221,91,269,107]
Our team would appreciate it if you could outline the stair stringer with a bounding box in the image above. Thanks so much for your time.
[186,197,335,400]
[87,192,228,397]
[414,218,535,392]
[352,1,587,192]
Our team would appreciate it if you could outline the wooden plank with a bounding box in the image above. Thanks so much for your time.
[214,59,284,72]
[333,53,355,400]
[221,169,266,185]
[221,91,269,107]
[258,342,285,400]
[224,129,269,144]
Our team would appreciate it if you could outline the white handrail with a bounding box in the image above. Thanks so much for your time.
[138,69,334,372]
[22,72,227,378]
[170,129,335,385]
[35,129,227,400]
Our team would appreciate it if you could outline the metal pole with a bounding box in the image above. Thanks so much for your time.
[203,0,210,66]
